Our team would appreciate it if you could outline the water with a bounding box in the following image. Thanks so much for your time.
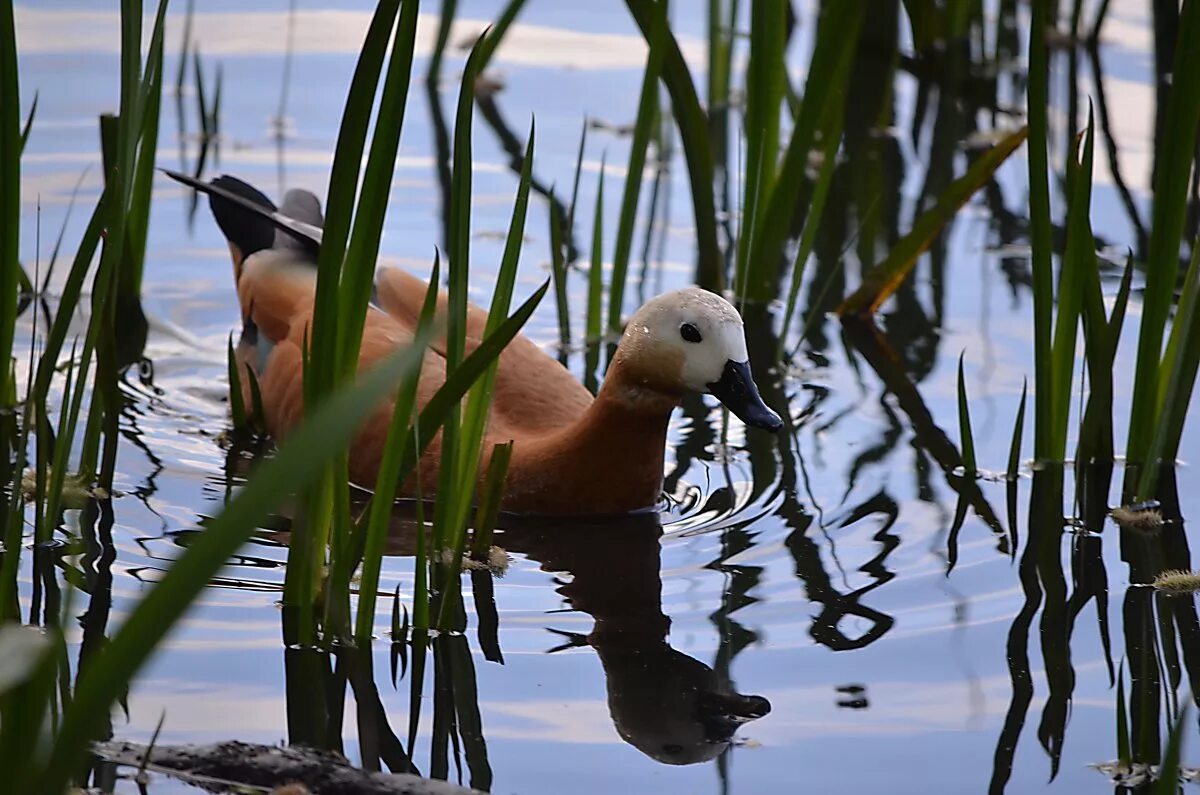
[12,1,1200,792]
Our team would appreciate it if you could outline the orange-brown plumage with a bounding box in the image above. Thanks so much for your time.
[192,173,781,516]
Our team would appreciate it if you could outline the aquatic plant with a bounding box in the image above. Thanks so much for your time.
[1151,569,1200,596]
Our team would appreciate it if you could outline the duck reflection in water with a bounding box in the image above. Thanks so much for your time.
[502,513,771,765]
[247,500,771,767]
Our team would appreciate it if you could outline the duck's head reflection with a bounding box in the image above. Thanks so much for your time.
[504,513,771,765]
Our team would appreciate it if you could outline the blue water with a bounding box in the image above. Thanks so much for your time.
[12,1,1198,793]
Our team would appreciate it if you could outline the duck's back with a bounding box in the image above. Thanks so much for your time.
[373,266,592,435]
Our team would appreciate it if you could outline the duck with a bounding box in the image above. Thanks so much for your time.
[167,171,782,515]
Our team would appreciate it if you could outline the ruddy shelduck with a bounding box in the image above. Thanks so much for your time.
[169,172,782,515]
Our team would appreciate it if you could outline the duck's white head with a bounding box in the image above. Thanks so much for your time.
[615,287,782,431]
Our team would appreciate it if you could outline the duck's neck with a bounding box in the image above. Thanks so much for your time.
[508,356,681,514]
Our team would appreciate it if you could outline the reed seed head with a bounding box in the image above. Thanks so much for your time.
[1110,505,1164,532]
[1152,569,1200,595]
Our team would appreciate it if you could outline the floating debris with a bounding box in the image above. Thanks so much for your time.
[1152,569,1200,595]
[1110,505,1164,532]
[463,545,511,577]
[1092,760,1200,787]
[19,468,107,507]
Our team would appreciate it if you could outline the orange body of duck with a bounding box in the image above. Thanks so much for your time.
[187,173,782,516]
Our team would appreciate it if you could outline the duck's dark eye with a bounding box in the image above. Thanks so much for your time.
[680,323,702,343]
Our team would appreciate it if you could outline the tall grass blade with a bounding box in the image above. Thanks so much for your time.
[354,265,439,648]
[399,281,549,477]
[19,91,36,154]
[622,0,721,288]
[1008,380,1027,481]
[1026,0,1055,463]
[0,0,20,409]
[779,61,852,340]
[36,334,432,793]
[476,0,528,72]
[838,127,1027,316]
[734,0,786,297]
[548,197,571,353]
[1152,702,1189,795]
[1138,239,1200,499]
[227,335,248,432]
[608,0,665,334]
[288,0,401,643]
[566,118,587,244]
[750,2,864,300]
[1047,111,1096,459]
[338,0,420,377]
[957,353,976,475]
[1127,0,1200,467]
[471,442,511,561]
[308,0,401,403]
[586,159,607,351]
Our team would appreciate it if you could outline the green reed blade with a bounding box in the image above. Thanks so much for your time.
[839,126,1027,317]
[354,260,439,647]
[1107,253,1135,343]
[1008,379,1027,481]
[548,196,571,351]
[432,29,491,570]
[622,0,721,289]
[338,0,419,376]
[735,0,786,294]
[1078,249,1129,471]
[309,0,401,402]
[175,0,193,97]
[608,0,665,334]
[957,353,977,475]
[30,199,105,407]
[586,159,606,347]
[210,64,222,165]
[41,345,77,544]
[471,442,511,560]
[192,49,208,139]
[0,0,20,409]
[288,0,402,642]
[36,332,432,794]
[124,0,169,297]
[411,423,430,633]
[456,123,534,490]
[427,0,458,84]
[1026,0,1054,463]
[476,0,528,72]
[399,281,549,485]
[1048,109,1095,459]
[1127,0,1200,466]
[779,53,852,342]
[566,118,587,242]
[1152,702,1189,795]
[40,168,87,292]
[18,91,36,154]
[244,363,265,429]
[1138,238,1200,500]
[749,1,863,303]
[227,335,247,432]
[447,30,490,372]
[902,0,937,50]
[707,0,735,128]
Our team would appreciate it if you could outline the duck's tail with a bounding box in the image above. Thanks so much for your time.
[160,169,324,276]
